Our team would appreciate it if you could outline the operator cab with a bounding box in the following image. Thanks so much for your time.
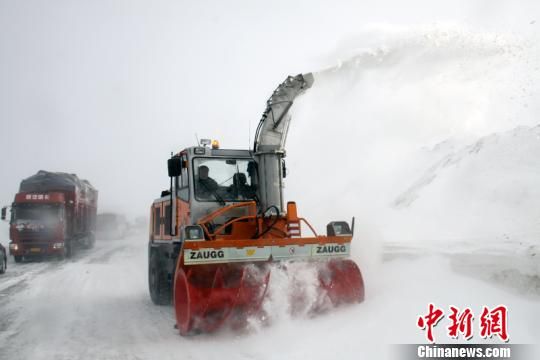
[171,146,258,201]
[193,156,257,203]
[161,143,260,238]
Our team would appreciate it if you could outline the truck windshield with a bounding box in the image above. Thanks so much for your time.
[193,158,257,202]
[13,204,62,225]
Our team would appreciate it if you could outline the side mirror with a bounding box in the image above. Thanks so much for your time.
[1,206,6,221]
[168,157,183,177]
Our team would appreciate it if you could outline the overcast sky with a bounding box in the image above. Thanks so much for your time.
[1,0,538,220]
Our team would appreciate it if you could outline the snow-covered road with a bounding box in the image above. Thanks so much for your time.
[0,233,538,360]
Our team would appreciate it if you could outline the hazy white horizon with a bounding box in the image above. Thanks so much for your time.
[1,0,538,222]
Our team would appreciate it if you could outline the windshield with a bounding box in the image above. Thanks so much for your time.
[193,158,257,202]
[13,204,62,225]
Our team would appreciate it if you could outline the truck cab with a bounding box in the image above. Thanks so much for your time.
[2,170,98,262]
[8,192,68,261]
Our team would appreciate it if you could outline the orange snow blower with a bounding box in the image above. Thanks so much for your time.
[148,74,364,335]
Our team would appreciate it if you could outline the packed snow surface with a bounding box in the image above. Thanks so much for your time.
[0,235,538,360]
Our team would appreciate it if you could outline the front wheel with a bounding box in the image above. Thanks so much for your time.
[83,234,95,250]
[65,241,73,258]
[0,254,6,274]
[148,250,172,305]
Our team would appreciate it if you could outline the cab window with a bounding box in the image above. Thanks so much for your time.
[153,207,161,236]
[178,154,189,201]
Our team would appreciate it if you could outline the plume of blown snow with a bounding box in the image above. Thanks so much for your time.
[285,25,539,245]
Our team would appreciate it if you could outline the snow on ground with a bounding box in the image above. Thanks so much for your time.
[390,125,540,241]
[0,231,538,360]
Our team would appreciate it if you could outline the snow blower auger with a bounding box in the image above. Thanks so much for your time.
[147,73,365,335]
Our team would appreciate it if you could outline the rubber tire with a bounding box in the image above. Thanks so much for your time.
[89,234,96,249]
[14,255,22,263]
[149,250,172,305]
[65,241,73,258]
[58,248,66,261]
[84,234,95,250]
[0,253,6,274]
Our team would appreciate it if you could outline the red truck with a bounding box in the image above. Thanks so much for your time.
[1,171,98,262]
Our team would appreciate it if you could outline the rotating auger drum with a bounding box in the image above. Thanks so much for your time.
[173,257,364,335]
[170,202,365,335]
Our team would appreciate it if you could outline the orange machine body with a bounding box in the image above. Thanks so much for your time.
[148,74,364,336]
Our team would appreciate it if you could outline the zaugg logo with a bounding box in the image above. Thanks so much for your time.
[315,244,347,254]
[189,249,225,260]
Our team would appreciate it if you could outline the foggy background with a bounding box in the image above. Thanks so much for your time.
[1,0,538,223]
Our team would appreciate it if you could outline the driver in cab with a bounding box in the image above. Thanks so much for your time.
[196,165,218,198]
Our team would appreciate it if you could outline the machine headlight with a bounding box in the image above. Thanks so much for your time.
[184,225,205,241]
[53,242,64,249]
[9,243,18,251]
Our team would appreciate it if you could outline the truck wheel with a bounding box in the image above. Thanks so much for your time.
[14,255,22,263]
[85,234,96,249]
[65,242,73,258]
[0,254,6,274]
[149,251,172,305]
